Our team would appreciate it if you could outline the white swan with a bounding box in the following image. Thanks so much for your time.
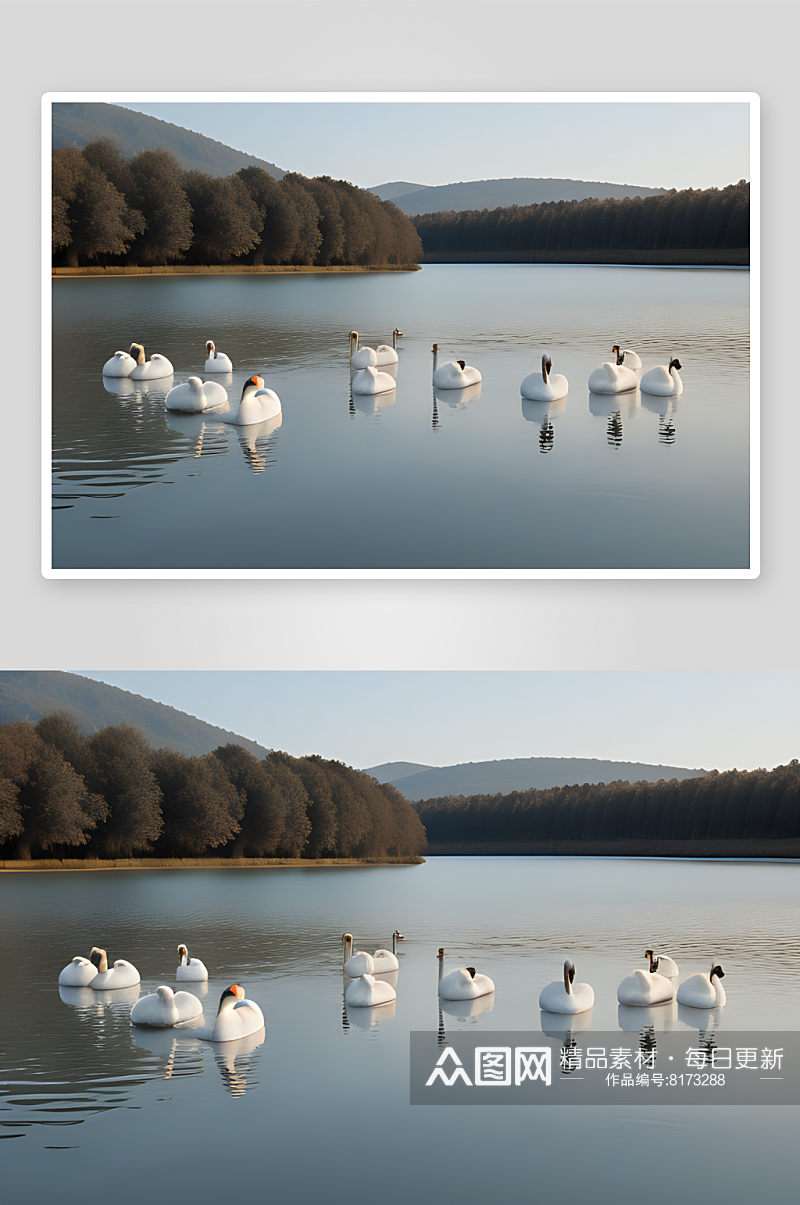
[102,350,137,377]
[199,985,265,1042]
[350,330,400,369]
[612,344,642,371]
[437,948,494,1000]
[352,365,396,396]
[176,943,209,982]
[676,962,726,1009]
[588,347,639,394]
[617,966,675,1006]
[219,375,281,425]
[165,377,228,413]
[432,344,482,390]
[58,955,98,987]
[521,354,568,402]
[86,947,141,991]
[204,340,233,373]
[128,343,174,381]
[538,960,594,1015]
[645,949,679,978]
[344,972,397,1008]
[343,931,402,977]
[130,985,203,1027]
[641,357,683,396]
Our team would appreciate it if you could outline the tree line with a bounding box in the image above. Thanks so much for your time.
[52,141,423,269]
[0,717,427,861]
[412,181,750,256]
[415,762,799,845]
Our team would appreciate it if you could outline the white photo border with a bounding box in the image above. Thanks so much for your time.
[42,91,759,581]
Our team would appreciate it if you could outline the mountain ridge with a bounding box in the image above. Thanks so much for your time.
[0,672,267,759]
[370,176,668,217]
[378,756,709,801]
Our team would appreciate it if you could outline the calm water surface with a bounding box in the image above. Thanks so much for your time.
[51,266,750,570]
[1,858,795,1204]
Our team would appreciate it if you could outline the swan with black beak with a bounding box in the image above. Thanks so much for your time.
[677,962,726,1008]
[521,354,569,402]
[538,960,594,1014]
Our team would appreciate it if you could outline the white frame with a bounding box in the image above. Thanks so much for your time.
[42,91,759,581]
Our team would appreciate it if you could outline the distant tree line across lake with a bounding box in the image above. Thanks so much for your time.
[0,718,427,861]
[415,762,798,846]
[52,141,423,269]
[412,181,750,258]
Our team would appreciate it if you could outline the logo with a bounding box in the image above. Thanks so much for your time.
[425,1045,551,1088]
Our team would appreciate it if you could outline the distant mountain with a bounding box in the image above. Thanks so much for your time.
[0,672,267,759]
[369,182,430,202]
[379,177,667,217]
[362,761,433,782]
[51,102,286,180]
[388,757,708,802]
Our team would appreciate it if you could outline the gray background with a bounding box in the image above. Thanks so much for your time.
[2,1,795,671]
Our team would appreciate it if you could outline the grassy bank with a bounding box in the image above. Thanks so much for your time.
[420,249,749,267]
[52,264,422,279]
[0,855,425,872]
[424,840,797,859]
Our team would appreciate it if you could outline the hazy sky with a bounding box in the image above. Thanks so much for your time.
[115,98,751,193]
[75,672,796,773]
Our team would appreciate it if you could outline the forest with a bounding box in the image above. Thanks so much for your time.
[412,181,750,258]
[415,762,799,846]
[51,141,423,269]
[0,718,427,861]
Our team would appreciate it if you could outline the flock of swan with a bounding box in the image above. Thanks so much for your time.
[101,334,683,421]
[57,936,727,1047]
[58,943,264,1042]
[102,339,280,426]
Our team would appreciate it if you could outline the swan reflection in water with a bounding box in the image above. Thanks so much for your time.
[438,991,495,1025]
[617,999,677,1032]
[350,387,396,417]
[641,393,678,446]
[589,389,639,450]
[164,410,282,473]
[130,1023,264,1097]
[59,982,141,1014]
[522,395,567,454]
[433,381,482,413]
[539,1007,593,1044]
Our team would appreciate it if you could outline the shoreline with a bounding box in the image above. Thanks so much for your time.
[424,839,798,858]
[52,264,422,279]
[0,855,425,872]
[419,248,749,267]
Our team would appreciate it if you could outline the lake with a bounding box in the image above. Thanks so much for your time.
[49,265,751,574]
[1,858,795,1204]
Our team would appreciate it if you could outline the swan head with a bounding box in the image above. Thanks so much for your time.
[563,960,575,994]
[612,344,624,365]
[186,377,204,393]
[350,331,359,354]
[177,943,189,963]
[710,963,725,980]
[89,947,108,972]
[206,341,215,355]
[218,984,245,1012]
[645,948,656,972]
[466,967,477,979]
[156,985,176,1002]
[394,930,404,940]
[541,354,552,383]
[669,357,682,372]
[129,343,145,365]
[456,360,466,370]
[394,329,403,338]
[437,948,444,959]
[241,375,265,398]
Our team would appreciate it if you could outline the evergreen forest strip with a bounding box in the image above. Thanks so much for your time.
[0,719,426,863]
[412,181,750,266]
[52,142,423,270]
[415,763,799,857]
